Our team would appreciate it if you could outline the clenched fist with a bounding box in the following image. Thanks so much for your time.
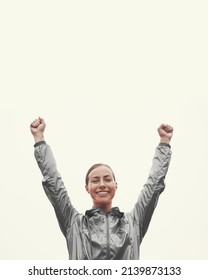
[30,117,46,143]
[158,124,173,144]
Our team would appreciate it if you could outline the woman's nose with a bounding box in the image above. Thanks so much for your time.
[99,179,105,187]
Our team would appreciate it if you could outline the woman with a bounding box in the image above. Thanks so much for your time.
[30,117,173,260]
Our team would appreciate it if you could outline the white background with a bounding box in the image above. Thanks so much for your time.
[0,1,208,259]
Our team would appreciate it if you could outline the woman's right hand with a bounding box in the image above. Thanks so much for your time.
[30,117,46,143]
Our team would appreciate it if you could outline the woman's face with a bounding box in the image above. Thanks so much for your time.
[86,165,117,210]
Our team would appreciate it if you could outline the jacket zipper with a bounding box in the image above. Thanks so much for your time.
[106,214,110,259]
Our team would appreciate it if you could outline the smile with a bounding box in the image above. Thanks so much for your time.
[96,191,110,195]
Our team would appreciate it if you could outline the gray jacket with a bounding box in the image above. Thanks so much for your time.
[34,141,172,260]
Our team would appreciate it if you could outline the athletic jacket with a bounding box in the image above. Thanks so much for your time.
[34,141,172,259]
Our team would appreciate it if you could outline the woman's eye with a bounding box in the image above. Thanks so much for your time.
[105,178,112,182]
[92,180,99,183]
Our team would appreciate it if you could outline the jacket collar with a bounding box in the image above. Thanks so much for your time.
[85,207,124,219]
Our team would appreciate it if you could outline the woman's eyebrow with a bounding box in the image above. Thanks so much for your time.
[91,175,111,179]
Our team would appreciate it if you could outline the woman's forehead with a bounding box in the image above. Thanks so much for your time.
[88,165,113,178]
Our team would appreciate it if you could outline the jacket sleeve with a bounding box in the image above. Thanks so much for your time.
[131,143,172,242]
[34,141,78,236]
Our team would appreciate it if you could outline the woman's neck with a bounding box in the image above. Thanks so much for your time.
[94,202,112,213]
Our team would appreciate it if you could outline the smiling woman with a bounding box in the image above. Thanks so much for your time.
[85,164,117,213]
[30,117,173,260]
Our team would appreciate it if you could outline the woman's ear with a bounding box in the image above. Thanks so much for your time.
[85,185,89,193]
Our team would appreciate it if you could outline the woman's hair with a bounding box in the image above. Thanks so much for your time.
[85,163,116,186]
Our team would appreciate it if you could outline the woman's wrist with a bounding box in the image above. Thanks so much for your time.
[160,137,171,144]
[33,133,45,143]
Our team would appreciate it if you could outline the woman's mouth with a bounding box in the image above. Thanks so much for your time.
[96,191,109,196]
